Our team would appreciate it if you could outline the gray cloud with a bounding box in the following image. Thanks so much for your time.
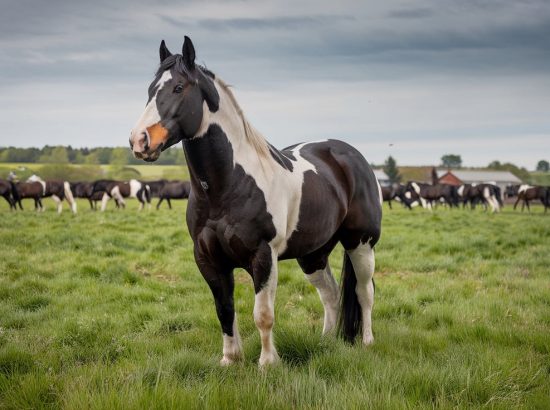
[0,0,549,168]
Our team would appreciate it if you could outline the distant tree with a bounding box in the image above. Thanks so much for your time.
[383,156,401,184]
[85,151,100,164]
[441,154,462,168]
[110,147,130,165]
[39,146,69,163]
[486,161,530,182]
[536,160,549,172]
[488,160,501,169]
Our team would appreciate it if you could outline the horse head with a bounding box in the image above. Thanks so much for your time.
[130,36,220,162]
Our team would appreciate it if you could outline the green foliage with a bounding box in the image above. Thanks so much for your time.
[37,164,104,181]
[440,154,462,168]
[0,203,548,408]
[383,156,401,183]
[536,160,549,172]
[0,146,186,166]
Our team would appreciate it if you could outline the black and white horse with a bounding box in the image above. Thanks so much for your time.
[513,185,549,212]
[0,179,17,210]
[458,183,501,213]
[91,179,151,211]
[381,184,412,210]
[15,175,76,213]
[406,182,459,210]
[129,37,382,366]
[146,179,168,198]
[71,182,106,210]
[156,180,191,210]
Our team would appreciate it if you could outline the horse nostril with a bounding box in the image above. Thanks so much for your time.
[142,133,150,150]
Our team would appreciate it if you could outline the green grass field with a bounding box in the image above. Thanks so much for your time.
[0,200,549,409]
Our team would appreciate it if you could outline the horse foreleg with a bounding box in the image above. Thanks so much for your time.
[196,247,243,366]
[100,193,110,212]
[156,198,163,210]
[167,198,172,210]
[513,197,520,210]
[526,200,530,213]
[252,243,279,366]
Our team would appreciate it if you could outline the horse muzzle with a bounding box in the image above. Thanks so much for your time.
[130,129,164,162]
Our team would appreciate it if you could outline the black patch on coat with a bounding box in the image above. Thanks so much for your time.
[268,144,294,171]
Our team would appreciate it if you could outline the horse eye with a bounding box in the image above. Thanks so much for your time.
[174,84,184,93]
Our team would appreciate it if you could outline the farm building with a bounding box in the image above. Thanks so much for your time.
[373,169,391,186]
[436,169,522,193]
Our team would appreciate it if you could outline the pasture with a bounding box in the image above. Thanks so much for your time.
[0,200,549,408]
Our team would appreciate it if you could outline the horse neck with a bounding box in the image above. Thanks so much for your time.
[183,78,273,198]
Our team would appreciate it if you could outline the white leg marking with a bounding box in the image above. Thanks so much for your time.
[220,313,244,366]
[51,194,62,214]
[347,243,375,346]
[254,248,279,366]
[306,266,339,334]
[100,193,110,212]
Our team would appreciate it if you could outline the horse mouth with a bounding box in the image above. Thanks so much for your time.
[133,145,162,162]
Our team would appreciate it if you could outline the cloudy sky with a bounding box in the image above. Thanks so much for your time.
[0,0,549,168]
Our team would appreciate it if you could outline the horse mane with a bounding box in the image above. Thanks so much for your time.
[214,77,271,163]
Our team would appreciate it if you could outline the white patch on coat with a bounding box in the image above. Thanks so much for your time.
[347,242,375,345]
[457,185,465,197]
[518,184,532,194]
[51,194,62,214]
[132,70,172,139]
[195,79,318,256]
[129,179,141,197]
[305,266,339,334]
[254,247,279,366]
[63,181,77,213]
[376,179,383,206]
[220,314,243,366]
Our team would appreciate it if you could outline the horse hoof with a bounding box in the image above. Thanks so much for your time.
[363,335,374,346]
[258,352,280,367]
[220,357,234,366]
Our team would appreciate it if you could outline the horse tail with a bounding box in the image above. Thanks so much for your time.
[337,253,362,343]
[64,181,77,213]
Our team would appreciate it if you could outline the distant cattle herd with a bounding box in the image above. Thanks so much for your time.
[0,176,190,213]
[381,182,549,213]
[0,176,548,214]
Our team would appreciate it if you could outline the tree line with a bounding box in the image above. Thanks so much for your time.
[0,146,186,166]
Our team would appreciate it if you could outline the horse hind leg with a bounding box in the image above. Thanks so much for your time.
[299,255,339,335]
[344,242,376,346]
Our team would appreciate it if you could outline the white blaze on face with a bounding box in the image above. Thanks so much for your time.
[132,70,172,138]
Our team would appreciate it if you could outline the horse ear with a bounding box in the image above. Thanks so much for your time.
[182,36,196,70]
[159,40,172,62]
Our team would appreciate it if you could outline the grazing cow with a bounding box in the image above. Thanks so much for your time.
[513,185,549,213]
[0,179,17,210]
[157,180,191,209]
[92,179,151,211]
[129,37,382,366]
